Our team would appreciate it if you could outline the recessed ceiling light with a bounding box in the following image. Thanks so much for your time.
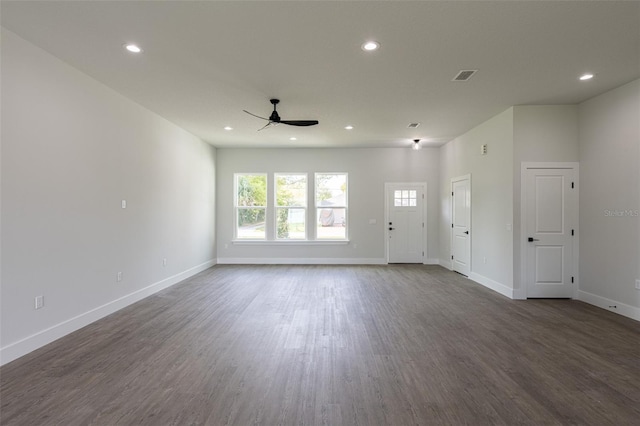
[290,137,297,141]
[124,44,143,53]
[224,126,233,131]
[345,125,354,130]
[579,73,594,81]
[361,41,380,51]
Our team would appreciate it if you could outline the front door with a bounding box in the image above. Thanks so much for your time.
[524,167,577,298]
[387,183,424,263]
[451,175,471,276]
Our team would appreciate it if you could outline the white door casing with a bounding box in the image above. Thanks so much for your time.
[451,175,471,276]
[385,183,425,263]
[522,165,578,298]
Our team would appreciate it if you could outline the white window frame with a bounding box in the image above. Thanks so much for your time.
[234,173,267,240]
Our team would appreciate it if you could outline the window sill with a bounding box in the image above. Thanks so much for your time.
[232,240,350,246]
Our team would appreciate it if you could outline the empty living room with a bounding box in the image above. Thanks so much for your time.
[1,1,639,425]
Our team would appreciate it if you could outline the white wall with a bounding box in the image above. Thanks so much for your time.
[439,108,515,296]
[0,29,217,365]
[2,29,637,369]
[512,105,579,294]
[578,79,640,319]
[216,147,440,263]
[513,106,579,163]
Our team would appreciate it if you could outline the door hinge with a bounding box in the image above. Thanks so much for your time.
[571,182,574,189]
[422,251,424,256]
[452,191,454,196]
[451,223,454,228]
[571,229,574,236]
[422,223,424,228]
[571,276,574,283]
[451,255,454,260]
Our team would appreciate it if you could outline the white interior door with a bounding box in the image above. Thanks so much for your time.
[524,168,577,298]
[387,184,424,263]
[451,176,471,276]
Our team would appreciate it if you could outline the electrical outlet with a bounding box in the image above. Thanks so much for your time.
[117,272,123,282]
[483,257,487,264]
[34,295,44,310]
[163,258,167,267]
[635,279,640,290]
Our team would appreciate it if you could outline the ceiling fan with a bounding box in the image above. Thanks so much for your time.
[243,99,319,131]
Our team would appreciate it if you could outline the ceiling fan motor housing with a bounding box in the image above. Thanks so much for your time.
[269,99,281,122]
[269,111,281,122]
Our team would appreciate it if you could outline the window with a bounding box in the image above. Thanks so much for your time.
[394,189,417,207]
[315,173,348,239]
[233,172,349,242]
[275,174,307,240]
[235,174,267,239]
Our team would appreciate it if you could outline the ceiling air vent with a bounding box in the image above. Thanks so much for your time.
[407,122,420,128]
[452,70,477,82]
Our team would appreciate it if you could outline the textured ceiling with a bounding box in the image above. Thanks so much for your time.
[2,1,639,148]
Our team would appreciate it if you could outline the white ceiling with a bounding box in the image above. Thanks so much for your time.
[2,1,639,149]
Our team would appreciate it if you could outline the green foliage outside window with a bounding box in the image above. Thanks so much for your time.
[237,174,266,224]
[236,175,266,238]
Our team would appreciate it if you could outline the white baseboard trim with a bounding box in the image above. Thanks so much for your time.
[0,259,216,367]
[217,257,386,265]
[577,290,640,322]
[469,272,514,299]
[439,259,453,270]
[218,257,440,266]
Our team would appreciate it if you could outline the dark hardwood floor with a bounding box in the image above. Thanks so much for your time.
[1,265,639,425]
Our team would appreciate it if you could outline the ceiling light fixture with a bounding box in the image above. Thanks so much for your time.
[290,137,297,141]
[579,73,594,81]
[345,125,354,130]
[361,41,380,51]
[224,126,233,131]
[412,139,422,151]
[124,44,143,53]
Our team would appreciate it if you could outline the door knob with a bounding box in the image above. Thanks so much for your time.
[528,237,540,242]
[464,231,469,234]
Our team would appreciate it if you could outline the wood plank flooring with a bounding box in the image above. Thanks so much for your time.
[1,265,639,425]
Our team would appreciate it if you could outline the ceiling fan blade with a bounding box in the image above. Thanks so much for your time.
[257,122,278,131]
[243,110,269,121]
[279,120,319,127]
